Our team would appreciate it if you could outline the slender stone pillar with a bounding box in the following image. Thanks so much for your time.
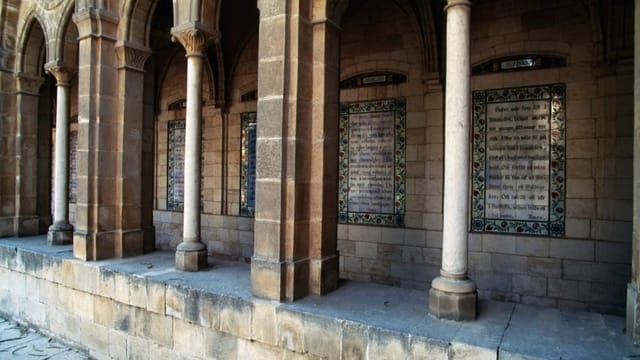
[626,0,640,345]
[171,26,215,271]
[45,63,74,245]
[429,0,477,321]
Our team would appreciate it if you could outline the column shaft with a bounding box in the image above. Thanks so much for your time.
[442,2,471,276]
[183,54,203,243]
[52,83,70,225]
[171,25,215,271]
[47,71,74,245]
[428,0,477,321]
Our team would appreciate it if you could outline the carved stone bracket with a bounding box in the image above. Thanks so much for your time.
[44,61,75,87]
[15,73,45,95]
[171,23,220,57]
[115,41,152,72]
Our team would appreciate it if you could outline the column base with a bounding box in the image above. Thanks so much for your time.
[251,256,310,301]
[47,222,73,245]
[175,242,208,271]
[309,254,339,296]
[429,275,477,321]
[626,283,640,344]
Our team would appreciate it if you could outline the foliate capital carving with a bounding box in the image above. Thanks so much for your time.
[115,42,152,71]
[171,23,220,57]
[44,61,75,86]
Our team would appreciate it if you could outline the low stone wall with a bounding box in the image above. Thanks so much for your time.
[154,211,254,262]
[0,238,496,359]
[338,224,630,315]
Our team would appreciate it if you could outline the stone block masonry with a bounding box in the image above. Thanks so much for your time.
[339,225,630,315]
[0,236,635,359]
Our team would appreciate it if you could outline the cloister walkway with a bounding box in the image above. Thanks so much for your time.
[0,236,637,359]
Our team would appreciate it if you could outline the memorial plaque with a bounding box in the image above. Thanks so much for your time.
[69,130,77,203]
[167,120,185,210]
[339,98,406,225]
[240,112,257,217]
[471,84,566,236]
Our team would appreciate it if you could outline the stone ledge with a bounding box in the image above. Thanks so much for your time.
[0,236,636,359]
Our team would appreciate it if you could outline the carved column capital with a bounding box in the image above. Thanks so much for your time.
[171,23,220,57]
[44,61,75,87]
[115,41,152,72]
[15,73,44,95]
[444,0,472,11]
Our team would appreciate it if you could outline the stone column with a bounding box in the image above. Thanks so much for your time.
[114,42,153,256]
[251,0,313,301]
[72,8,120,260]
[14,73,44,236]
[171,26,215,271]
[308,14,341,296]
[429,0,477,321]
[45,64,74,245]
[626,0,640,345]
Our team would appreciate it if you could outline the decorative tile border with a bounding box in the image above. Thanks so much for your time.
[167,120,185,211]
[471,84,566,236]
[338,98,406,226]
[240,112,257,217]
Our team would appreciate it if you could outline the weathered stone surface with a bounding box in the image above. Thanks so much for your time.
[429,288,477,321]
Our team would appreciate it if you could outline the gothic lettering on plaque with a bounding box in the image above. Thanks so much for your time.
[471,84,566,236]
[167,120,185,210]
[241,112,257,217]
[338,98,406,226]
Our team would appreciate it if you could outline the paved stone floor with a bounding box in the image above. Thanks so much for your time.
[0,316,87,359]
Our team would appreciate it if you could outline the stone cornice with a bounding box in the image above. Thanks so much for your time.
[44,61,75,87]
[171,23,220,57]
[115,41,152,72]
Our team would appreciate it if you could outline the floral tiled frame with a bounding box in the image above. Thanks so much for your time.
[240,112,257,217]
[471,84,566,236]
[167,120,185,211]
[338,98,406,226]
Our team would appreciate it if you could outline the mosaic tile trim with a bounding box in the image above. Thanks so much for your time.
[240,112,257,217]
[471,84,566,236]
[338,98,406,226]
[167,120,185,210]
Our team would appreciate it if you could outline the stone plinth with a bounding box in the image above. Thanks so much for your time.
[175,242,208,271]
[429,287,477,321]
[47,222,73,245]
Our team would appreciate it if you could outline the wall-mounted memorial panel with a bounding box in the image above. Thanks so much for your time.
[240,112,257,217]
[339,98,406,226]
[167,120,185,210]
[69,130,77,203]
[471,84,566,236]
